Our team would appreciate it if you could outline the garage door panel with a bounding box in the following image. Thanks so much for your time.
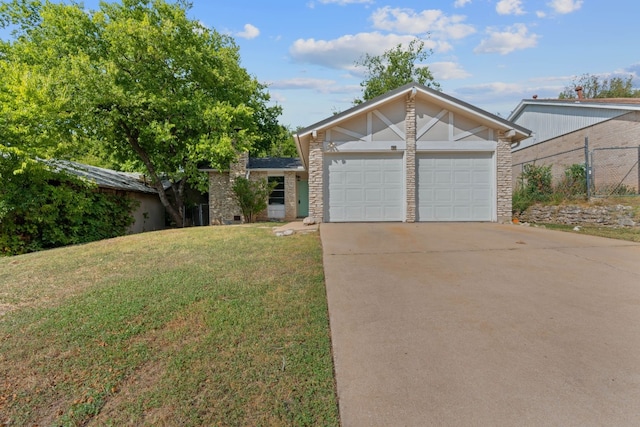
[454,170,471,184]
[417,152,493,221]
[435,188,453,202]
[364,188,383,202]
[345,171,363,185]
[326,153,403,222]
[345,188,364,202]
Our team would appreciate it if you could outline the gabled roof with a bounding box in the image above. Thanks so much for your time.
[508,98,640,150]
[294,82,531,169]
[47,160,160,194]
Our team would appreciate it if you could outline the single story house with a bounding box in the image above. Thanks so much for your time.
[48,160,166,233]
[204,82,530,224]
[201,155,307,224]
[509,95,640,192]
[296,82,530,223]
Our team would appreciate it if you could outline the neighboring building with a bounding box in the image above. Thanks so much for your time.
[509,96,640,191]
[49,160,166,233]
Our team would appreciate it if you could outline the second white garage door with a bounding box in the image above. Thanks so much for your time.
[417,152,494,221]
[325,153,403,222]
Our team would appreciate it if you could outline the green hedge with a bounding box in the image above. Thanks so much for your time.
[0,153,136,255]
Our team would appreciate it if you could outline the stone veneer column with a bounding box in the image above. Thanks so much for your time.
[405,94,417,222]
[208,152,248,225]
[308,131,325,221]
[496,135,513,223]
[284,171,297,220]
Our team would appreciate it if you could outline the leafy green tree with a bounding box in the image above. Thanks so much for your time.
[354,39,440,104]
[250,124,298,158]
[0,0,282,226]
[558,74,640,99]
[231,177,276,223]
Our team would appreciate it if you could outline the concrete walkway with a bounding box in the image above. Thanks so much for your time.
[320,223,640,427]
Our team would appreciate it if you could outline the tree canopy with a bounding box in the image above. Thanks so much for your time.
[558,74,640,99]
[353,39,440,105]
[0,0,284,226]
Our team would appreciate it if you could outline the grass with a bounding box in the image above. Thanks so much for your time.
[0,225,339,426]
[541,223,640,242]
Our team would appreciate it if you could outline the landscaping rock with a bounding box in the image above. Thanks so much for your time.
[303,216,317,226]
[519,203,639,228]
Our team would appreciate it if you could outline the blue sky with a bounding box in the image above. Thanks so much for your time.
[192,0,638,128]
[4,0,639,129]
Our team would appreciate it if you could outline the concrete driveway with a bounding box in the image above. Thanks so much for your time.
[320,223,640,427]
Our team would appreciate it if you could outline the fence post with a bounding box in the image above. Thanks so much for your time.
[638,145,640,195]
[584,137,591,198]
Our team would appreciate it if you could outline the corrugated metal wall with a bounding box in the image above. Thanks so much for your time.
[512,105,627,150]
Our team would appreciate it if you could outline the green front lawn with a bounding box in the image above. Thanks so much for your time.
[0,225,339,426]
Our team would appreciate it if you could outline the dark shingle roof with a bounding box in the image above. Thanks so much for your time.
[47,160,160,194]
[247,157,302,170]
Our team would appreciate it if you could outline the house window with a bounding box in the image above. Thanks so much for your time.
[268,176,285,205]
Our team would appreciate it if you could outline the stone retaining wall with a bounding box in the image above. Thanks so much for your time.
[519,203,638,227]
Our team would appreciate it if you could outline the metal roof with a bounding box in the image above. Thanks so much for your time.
[46,160,160,194]
[509,98,640,150]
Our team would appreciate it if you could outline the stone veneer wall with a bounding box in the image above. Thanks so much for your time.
[496,136,513,223]
[208,152,248,225]
[308,131,325,221]
[284,171,297,221]
[405,95,417,222]
[519,203,638,227]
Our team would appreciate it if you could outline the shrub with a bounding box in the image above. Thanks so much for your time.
[0,153,136,255]
[556,163,587,197]
[512,163,554,214]
[231,176,276,223]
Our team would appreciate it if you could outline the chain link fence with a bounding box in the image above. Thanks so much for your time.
[590,147,640,197]
[513,141,640,198]
[513,146,586,191]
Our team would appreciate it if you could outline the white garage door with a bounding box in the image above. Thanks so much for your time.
[417,152,494,221]
[325,153,403,222]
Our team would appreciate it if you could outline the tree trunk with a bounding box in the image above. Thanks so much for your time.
[125,131,184,227]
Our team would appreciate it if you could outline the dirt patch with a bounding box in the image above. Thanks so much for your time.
[87,359,167,425]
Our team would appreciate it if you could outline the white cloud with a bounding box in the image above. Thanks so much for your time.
[236,24,260,40]
[290,32,446,70]
[429,62,471,80]
[370,6,475,40]
[547,0,583,14]
[536,10,546,18]
[474,24,539,55]
[496,0,525,15]
[317,0,374,4]
[454,0,472,8]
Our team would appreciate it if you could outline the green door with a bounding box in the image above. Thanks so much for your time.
[297,180,309,218]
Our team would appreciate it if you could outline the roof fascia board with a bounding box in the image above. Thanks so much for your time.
[296,86,412,138]
[510,99,640,121]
